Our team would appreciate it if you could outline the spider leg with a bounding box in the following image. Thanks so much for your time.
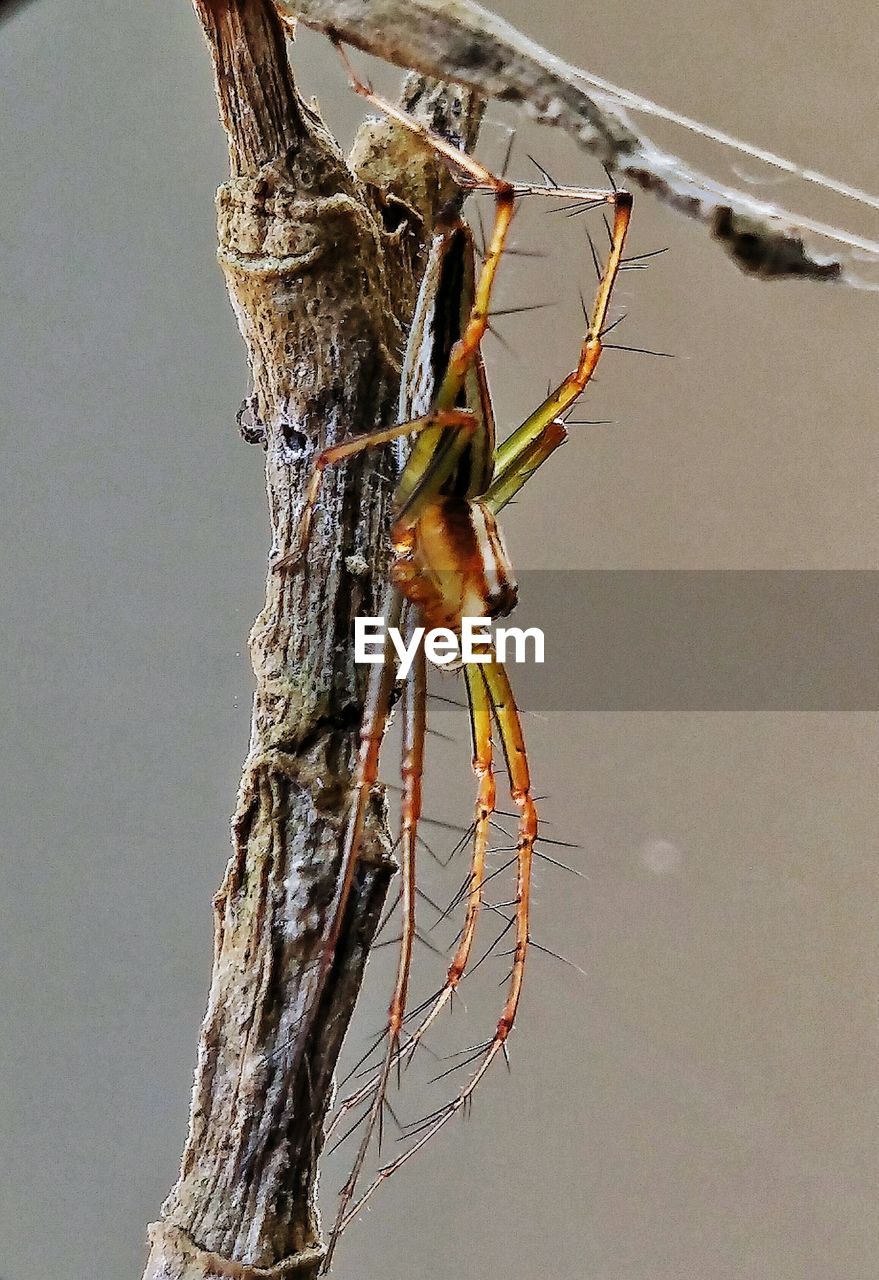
[325,660,495,1136]
[483,418,568,514]
[336,657,536,1231]
[389,180,513,526]
[396,663,495,1054]
[336,36,513,206]
[296,588,403,1066]
[273,409,477,570]
[322,625,427,1273]
[486,187,632,508]
[338,46,632,519]
[335,49,517,519]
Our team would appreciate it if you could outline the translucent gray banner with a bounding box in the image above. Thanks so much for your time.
[422,572,879,710]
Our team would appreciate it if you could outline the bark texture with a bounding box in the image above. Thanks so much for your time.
[143,3,481,1277]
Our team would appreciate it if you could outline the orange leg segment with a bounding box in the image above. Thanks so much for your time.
[313,587,403,1026]
[324,659,496,1141]
[491,188,632,488]
[336,657,536,1232]
[273,410,477,571]
[322,620,427,1272]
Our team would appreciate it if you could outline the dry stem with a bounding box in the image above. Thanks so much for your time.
[142,3,481,1276]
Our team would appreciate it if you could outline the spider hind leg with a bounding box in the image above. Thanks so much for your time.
[321,623,427,1273]
[335,657,536,1233]
[324,662,496,1149]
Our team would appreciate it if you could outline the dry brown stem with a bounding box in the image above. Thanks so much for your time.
[142,3,481,1276]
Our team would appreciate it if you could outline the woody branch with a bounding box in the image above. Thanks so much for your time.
[141,2,481,1277]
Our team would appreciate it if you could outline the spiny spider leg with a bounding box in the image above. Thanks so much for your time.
[337,658,537,1231]
[318,587,403,993]
[273,410,477,570]
[322,625,427,1273]
[324,662,496,1141]
[487,187,632,508]
[263,587,405,1079]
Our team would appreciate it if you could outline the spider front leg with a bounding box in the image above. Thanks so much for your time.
[335,47,516,495]
[340,45,634,516]
[273,410,477,570]
[486,187,633,510]
[342,43,632,435]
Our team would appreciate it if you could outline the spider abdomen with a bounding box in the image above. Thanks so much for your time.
[392,496,518,633]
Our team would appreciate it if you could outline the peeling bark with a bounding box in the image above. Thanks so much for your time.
[142,3,482,1276]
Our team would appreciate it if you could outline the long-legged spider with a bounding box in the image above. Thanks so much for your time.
[280,63,633,1269]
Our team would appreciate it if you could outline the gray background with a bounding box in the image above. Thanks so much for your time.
[2,1,878,1277]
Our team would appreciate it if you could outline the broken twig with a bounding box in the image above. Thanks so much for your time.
[284,0,879,284]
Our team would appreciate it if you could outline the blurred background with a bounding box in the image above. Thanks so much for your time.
[1,1,878,1277]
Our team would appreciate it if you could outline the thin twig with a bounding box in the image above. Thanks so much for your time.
[284,0,879,284]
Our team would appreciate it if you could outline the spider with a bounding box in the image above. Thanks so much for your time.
[278,60,633,1269]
